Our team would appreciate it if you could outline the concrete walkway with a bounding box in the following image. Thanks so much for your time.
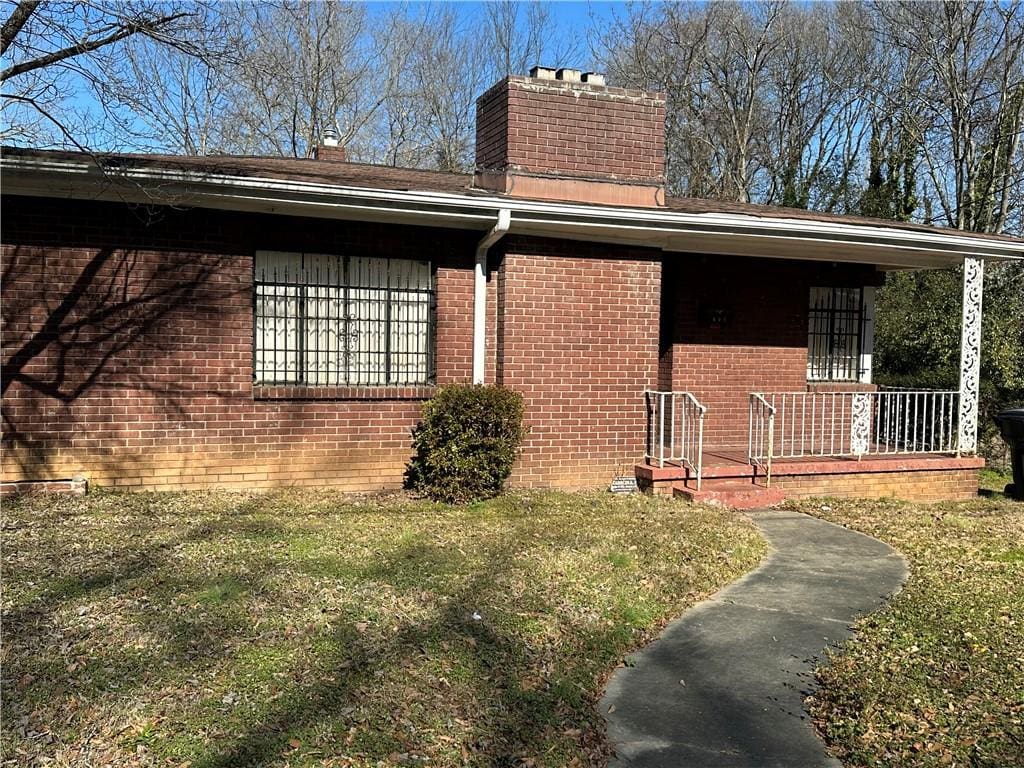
[602,508,908,768]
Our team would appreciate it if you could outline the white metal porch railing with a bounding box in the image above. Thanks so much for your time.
[645,390,707,490]
[749,388,961,485]
[748,393,776,485]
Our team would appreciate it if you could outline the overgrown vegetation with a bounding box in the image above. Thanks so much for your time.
[601,2,1023,234]
[875,263,1024,467]
[406,384,526,503]
[1,489,764,767]
[794,486,1024,767]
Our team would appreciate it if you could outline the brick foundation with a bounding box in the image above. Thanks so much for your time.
[1,478,88,496]
[636,457,983,503]
[773,467,980,502]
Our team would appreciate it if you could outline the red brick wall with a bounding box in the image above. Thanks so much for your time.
[2,197,665,493]
[2,196,899,496]
[661,255,881,448]
[494,237,662,488]
[775,468,979,502]
[1,196,480,491]
[475,75,666,183]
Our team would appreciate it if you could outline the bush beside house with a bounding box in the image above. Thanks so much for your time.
[405,385,526,503]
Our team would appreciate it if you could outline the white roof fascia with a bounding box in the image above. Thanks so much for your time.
[2,155,1021,267]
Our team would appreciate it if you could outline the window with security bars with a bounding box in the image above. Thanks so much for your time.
[807,287,864,382]
[254,252,434,386]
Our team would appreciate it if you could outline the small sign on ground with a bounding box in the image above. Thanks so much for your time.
[610,476,640,494]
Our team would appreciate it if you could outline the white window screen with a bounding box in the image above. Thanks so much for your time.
[807,287,864,382]
[255,252,433,386]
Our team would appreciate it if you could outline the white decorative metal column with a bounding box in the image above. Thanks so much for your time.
[957,257,984,455]
[850,392,872,456]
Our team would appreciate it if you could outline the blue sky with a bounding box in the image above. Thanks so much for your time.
[4,0,635,150]
[365,0,629,71]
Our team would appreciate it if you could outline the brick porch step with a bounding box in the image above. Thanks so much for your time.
[673,482,786,510]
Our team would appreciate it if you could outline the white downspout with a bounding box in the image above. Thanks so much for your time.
[473,209,511,384]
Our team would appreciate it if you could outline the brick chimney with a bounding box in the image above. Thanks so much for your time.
[474,67,666,206]
[314,128,347,162]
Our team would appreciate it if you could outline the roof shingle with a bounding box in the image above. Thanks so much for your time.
[2,146,1019,244]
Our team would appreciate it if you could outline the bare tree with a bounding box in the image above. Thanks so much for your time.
[119,27,236,155]
[213,1,384,159]
[596,0,1023,231]
[866,1,1024,233]
[1,0,221,148]
[758,2,872,212]
[3,0,583,172]
[366,1,578,172]
[598,1,790,202]
[406,6,485,172]
[358,8,427,167]
[484,1,580,79]
[358,5,480,170]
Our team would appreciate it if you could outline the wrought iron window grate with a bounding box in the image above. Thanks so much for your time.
[807,286,864,382]
[254,252,435,386]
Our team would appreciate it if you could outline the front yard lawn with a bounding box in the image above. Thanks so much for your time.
[1,489,764,767]
[794,486,1024,767]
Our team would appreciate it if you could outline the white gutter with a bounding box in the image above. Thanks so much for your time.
[2,156,1022,264]
[473,209,511,384]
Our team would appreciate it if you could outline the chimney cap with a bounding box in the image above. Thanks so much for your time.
[528,66,606,87]
[322,127,339,147]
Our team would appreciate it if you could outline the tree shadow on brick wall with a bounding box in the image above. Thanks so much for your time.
[1,244,247,478]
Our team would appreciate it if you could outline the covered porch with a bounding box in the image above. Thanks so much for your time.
[637,255,989,505]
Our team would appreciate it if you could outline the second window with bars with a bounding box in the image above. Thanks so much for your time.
[807,286,865,382]
[254,252,434,386]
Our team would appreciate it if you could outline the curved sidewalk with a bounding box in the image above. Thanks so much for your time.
[602,508,908,767]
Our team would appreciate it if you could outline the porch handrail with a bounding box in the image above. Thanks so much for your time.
[748,393,776,486]
[644,390,707,490]
[749,389,960,462]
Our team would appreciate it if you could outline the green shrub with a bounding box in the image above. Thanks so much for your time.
[405,385,526,503]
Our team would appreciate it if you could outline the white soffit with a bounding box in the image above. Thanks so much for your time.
[2,155,1022,268]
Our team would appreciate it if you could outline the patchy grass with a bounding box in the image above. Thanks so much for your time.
[1,489,764,767]
[978,467,1014,495]
[791,486,1024,768]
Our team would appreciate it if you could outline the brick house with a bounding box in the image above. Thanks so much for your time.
[2,68,1021,503]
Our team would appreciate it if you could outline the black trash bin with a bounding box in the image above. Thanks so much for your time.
[993,408,1024,500]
